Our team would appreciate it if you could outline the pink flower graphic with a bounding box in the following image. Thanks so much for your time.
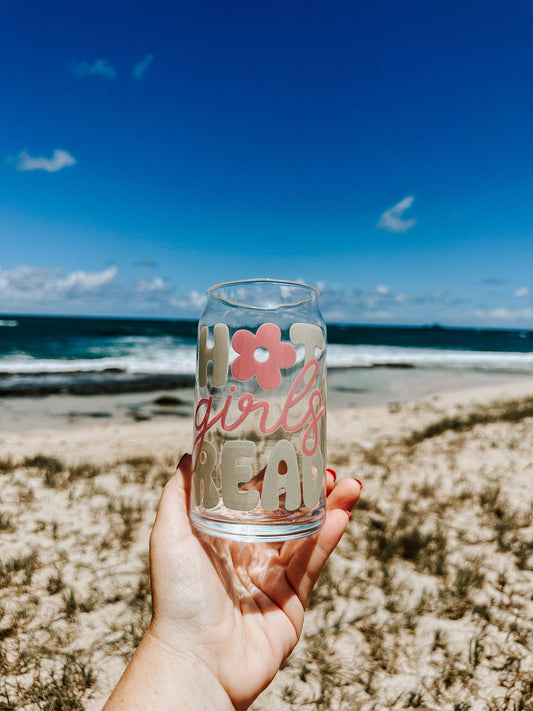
[231,323,296,390]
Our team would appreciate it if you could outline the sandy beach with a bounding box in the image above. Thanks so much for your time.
[1,374,533,709]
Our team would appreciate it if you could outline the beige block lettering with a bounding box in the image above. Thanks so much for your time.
[198,323,230,387]
[194,440,219,509]
[289,323,324,363]
[302,444,324,508]
[221,440,260,512]
[261,439,301,511]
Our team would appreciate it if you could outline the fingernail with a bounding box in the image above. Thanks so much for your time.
[326,467,337,482]
[177,453,188,469]
[348,512,352,521]
[354,478,363,489]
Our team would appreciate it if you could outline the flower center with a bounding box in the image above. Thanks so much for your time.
[254,347,269,363]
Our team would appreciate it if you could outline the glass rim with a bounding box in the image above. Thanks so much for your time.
[207,278,320,309]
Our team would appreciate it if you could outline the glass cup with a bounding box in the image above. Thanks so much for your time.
[190,278,327,542]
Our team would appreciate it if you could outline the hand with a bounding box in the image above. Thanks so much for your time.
[105,455,361,711]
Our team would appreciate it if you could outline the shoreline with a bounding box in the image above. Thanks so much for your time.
[1,374,532,467]
[0,368,531,434]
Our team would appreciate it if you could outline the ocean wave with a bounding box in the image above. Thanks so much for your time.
[327,344,533,372]
[1,343,533,376]
[0,348,198,376]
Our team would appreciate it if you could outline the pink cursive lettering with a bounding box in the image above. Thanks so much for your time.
[193,359,325,469]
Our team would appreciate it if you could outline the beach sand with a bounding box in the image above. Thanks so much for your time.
[1,374,533,709]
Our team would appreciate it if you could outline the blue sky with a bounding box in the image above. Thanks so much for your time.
[1,0,532,326]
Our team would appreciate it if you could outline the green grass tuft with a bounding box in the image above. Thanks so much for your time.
[405,396,533,446]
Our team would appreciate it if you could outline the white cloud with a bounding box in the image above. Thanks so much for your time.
[378,195,417,233]
[362,285,392,309]
[70,58,117,80]
[0,265,117,301]
[514,286,530,298]
[170,290,208,312]
[132,54,153,80]
[315,283,474,324]
[394,292,411,303]
[0,264,210,317]
[134,276,168,293]
[472,306,533,321]
[430,289,448,302]
[315,284,396,322]
[17,149,76,172]
[367,310,391,320]
[63,266,118,295]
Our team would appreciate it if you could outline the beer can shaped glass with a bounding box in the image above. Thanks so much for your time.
[191,279,327,542]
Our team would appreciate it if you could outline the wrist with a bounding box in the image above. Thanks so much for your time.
[104,626,235,711]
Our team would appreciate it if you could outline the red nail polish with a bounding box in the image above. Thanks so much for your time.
[348,512,352,520]
[354,478,363,489]
[326,468,337,482]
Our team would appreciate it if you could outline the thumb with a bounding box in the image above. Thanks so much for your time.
[151,453,193,545]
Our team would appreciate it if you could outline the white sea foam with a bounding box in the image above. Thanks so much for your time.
[327,344,533,372]
[0,351,197,376]
[0,343,532,376]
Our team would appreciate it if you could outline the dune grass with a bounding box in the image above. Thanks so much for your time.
[0,455,170,709]
[404,395,533,446]
[0,397,532,709]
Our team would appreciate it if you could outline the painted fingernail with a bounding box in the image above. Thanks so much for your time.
[354,478,363,489]
[348,512,352,521]
[326,467,337,482]
[177,453,188,469]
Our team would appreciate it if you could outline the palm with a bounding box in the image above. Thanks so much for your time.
[149,455,360,711]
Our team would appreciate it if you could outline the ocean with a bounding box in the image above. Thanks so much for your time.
[0,315,532,398]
